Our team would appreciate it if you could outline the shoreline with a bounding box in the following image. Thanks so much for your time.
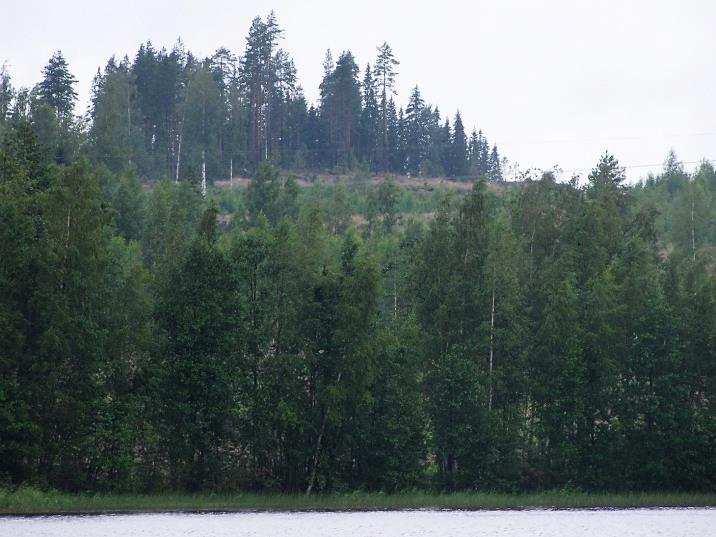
[2,489,714,516]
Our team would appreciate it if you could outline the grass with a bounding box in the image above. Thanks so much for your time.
[1,488,714,515]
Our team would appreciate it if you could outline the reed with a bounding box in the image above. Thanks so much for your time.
[1,488,714,516]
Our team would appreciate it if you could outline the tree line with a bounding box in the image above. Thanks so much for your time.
[0,11,713,495]
[0,12,503,185]
[1,109,713,492]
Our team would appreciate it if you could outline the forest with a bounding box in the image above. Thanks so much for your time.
[0,13,714,495]
[1,13,503,184]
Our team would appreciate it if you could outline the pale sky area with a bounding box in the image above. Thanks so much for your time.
[2,0,715,181]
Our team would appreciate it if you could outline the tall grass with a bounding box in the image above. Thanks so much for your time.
[1,488,714,515]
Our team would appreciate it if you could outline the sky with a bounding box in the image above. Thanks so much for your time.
[3,0,715,181]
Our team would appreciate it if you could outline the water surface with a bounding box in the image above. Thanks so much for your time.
[2,508,713,536]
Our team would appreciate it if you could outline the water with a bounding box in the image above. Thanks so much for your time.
[2,508,713,536]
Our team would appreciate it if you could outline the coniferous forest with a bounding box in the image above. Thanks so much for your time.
[0,13,714,495]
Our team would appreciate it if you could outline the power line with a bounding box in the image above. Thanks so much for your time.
[560,158,715,173]
[495,131,716,146]
[504,158,715,183]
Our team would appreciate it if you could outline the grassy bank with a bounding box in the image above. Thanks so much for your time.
[1,488,714,515]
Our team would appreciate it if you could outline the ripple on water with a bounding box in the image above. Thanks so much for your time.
[1,508,714,537]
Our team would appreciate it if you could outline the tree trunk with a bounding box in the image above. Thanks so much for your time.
[691,186,696,261]
[127,87,132,168]
[528,224,536,280]
[306,371,342,495]
[393,276,398,319]
[65,208,71,252]
[201,149,207,197]
[489,282,495,411]
[175,122,183,183]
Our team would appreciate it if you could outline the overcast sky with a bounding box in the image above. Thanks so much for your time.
[3,0,715,181]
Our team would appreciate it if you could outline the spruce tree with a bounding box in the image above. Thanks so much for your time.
[451,111,468,177]
[387,101,403,173]
[320,51,361,168]
[438,116,451,176]
[488,145,503,181]
[38,51,78,117]
[359,63,379,169]
[239,12,295,168]
[404,86,426,175]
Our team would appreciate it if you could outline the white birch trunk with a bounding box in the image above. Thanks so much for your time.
[127,87,132,168]
[306,371,342,495]
[175,133,182,183]
[691,186,696,261]
[175,109,185,183]
[201,149,207,197]
[489,283,495,411]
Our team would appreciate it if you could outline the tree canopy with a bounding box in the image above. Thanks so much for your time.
[0,13,713,495]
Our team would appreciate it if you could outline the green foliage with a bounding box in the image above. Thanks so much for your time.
[0,50,713,496]
[245,163,298,225]
[37,51,77,117]
[154,206,237,490]
[367,177,399,234]
[1,487,714,515]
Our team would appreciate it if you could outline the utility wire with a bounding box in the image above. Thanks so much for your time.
[496,131,716,146]
[558,158,715,174]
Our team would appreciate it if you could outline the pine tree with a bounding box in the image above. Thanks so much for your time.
[317,50,336,169]
[320,51,361,168]
[374,42,399,171]
[239,12,295,168]
[209,47,238,178]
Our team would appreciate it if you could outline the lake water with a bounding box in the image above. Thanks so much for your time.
[2,508,713,536]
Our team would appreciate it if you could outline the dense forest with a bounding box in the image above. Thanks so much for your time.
[0,13,503,185]
[0,13,714,495]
